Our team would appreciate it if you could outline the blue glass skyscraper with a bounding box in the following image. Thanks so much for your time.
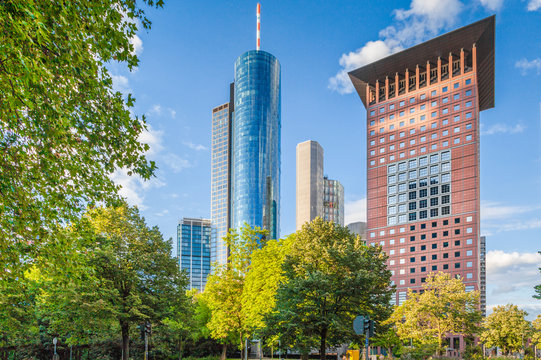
[232,50,281,240]
[211,6,281,266]
[177,218,212,290]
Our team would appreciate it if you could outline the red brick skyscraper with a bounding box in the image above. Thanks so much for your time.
[349,16,494,314]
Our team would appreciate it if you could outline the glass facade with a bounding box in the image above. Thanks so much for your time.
[211,103,232,265]
[323,177,344,226]
[232,50,281,240]
[177,218,212,291]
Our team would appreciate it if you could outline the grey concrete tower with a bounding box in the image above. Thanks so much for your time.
[296,140,324,230]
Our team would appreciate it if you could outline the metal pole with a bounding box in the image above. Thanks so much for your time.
[144,330,148,360]
[365,332,369,360]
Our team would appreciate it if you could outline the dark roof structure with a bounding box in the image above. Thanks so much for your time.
[348,15,495,111]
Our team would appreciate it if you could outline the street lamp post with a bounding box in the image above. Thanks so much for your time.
[52,337,59,360]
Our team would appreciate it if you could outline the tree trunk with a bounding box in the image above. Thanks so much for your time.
[320,327,328,360]
[178,337,184,360]
[220,343,228,360]
[301,352,309,360]
[240,333,244,360]
[121,320,130,360]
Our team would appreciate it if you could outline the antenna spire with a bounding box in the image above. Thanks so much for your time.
[256,3,261,50]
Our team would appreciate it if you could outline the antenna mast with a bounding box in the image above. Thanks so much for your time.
[256,3,261,50]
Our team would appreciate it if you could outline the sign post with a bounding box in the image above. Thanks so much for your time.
[353,315,375,360]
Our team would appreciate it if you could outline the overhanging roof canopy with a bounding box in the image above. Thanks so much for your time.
[348,15,495,111]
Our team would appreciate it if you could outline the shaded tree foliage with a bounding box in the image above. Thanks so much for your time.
[36,205,188,360]
[266,218,393,360]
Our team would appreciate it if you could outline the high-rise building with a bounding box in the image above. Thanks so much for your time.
[348,16,494,307]
[211,85,234,266]
[177,218,212,291]
[346,221,367,240]
[296,140,324,230]
[480,235,487,316]
[296,140,345,230]
[323,176,344,226]
[211,4,281,265]
[232,49,281,240]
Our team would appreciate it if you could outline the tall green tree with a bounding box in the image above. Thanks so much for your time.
[388,272,481,356]
[37,205,188,360]
[0,0,163,275]
[480,304,531,355]
[203,224,267,360]
[266,218,393,360]
[242,235,294,334]
[531,315,541,351]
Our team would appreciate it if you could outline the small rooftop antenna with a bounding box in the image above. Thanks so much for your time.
[256,3,261,50]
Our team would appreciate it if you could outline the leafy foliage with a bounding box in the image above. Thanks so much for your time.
[242,235,294,335]
[480,304,531,355]
[203,224,268,359]
[266,218,393,360]
[532,315,541,348]
[388,272,481,356]
[36,205,189,360]
[0,0,163,276]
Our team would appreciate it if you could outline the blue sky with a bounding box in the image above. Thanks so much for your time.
[110,0,541,318]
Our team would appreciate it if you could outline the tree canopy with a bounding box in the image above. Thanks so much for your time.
[36,205,188,360]
[203,224,268,360]
[480,304,530,355]
[0,0,163,277]
[265,218,393,360]
[388,272,481,356]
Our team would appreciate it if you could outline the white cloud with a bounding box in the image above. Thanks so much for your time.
[130,34,143,56]
[345,198,367,225]
[147,105,177,120]
[482,201,541,234]
[147,104,162,116]
[329,0,463,93]
[479,0,504,11]
[481,201,534,221]
[138,125,164,157]
[111,74,131,94]
[480,122,525,135]
[527,0,541,11]
[155,209,169,217]
[515,58,541,75]
[110,168,165,210]
[183,141,208,151]
[486,250,541,318]
[487,250,541,275]
[162,153,192,173]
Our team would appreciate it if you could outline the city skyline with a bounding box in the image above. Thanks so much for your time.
[110,1,541,317]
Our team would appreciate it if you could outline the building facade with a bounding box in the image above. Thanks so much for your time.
[211,86,234,266]
[323,176,344,226]
[211,48,281,263]
[177,218,212,291]
[232,50,281,241]
[348,16,494,307]
[296,140,324,230]
[296,140,344,230]
[346,221,367,240]
[480,235,486,315]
